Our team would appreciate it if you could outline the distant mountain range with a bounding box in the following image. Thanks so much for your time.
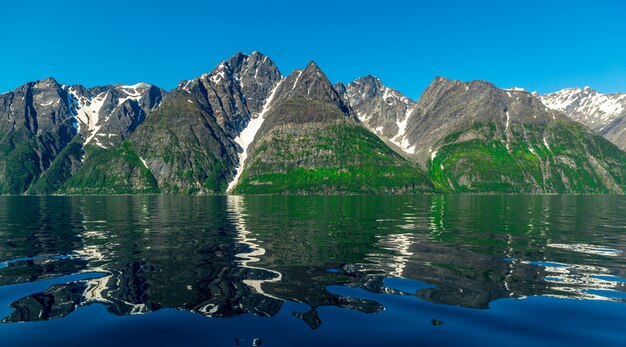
[540,87,626,151]
[1,52,625,195]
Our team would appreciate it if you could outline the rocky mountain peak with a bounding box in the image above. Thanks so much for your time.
[271,61,350,117]
[334,81,347,94]
[352,75,384,90]
[33,77,62,89]
[342,75,416,154]
[175,51,282,137]
[62,82,165,148]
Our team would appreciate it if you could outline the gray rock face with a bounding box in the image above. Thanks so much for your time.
[345,76,564,165]
[540,87,626,151]
[244,60,358,167]
[258,61,353,131]
[128,89,240,194]
[340,75,416,148]
[0,78,76,138]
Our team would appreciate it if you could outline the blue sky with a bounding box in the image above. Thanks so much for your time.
[1,0,625,99]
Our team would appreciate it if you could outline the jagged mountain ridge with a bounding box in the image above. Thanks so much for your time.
[540,87,626,151]
[66,82,165,148]
[343,76,626,193]
[0,78,163,194]
[2,52,626,194]
[63,51,282,194]
[338,75,416,154]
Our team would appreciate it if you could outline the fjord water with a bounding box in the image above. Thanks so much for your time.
[0,196,625,346]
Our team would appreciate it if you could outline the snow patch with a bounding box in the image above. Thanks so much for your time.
[139,156,149,169]
[38,100,57,107]
[504,111,511,151]
[431,150,438,162]
[540,87,626,127]
[228,80,284,193]
[68,87,108,146]
[181,80,193,93]
[291,70,303,91]
[389,105,416,154]
[114,84,146,108]
[382,87,393,103]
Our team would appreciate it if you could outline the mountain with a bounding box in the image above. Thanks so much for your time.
[338,75,416,155]
[540,87,626,151]
[62,52,282,194]
[2,52,626,195]
[344,77,626,193]
[0,78,163,194]
[229,62,433,194]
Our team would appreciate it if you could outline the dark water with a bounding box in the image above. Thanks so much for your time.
[0,195,625,346]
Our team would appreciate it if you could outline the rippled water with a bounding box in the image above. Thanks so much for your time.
[0,195,625,346]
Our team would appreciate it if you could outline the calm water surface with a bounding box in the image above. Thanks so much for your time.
[0,195,625,346]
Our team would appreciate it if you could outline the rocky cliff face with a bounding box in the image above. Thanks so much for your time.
[540,87,626,151]
[178,51,282,137]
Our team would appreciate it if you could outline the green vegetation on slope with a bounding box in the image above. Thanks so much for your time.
[61,141,160,195]
[233,123,433,194]
[29,139,84,194]
[428,121,626,194]
[130,96,233,195]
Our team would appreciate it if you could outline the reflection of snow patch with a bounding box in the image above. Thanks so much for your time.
[228,196,283,301]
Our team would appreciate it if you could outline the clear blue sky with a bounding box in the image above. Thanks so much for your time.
[1,0,625,99]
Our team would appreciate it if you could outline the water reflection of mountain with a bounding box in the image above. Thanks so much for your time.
[0,196,625,325]
[0,196,385,326]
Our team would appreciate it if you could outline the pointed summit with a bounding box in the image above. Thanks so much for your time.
[304,60,321,71]
[224,51,248,67]
[259,61,353,128]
